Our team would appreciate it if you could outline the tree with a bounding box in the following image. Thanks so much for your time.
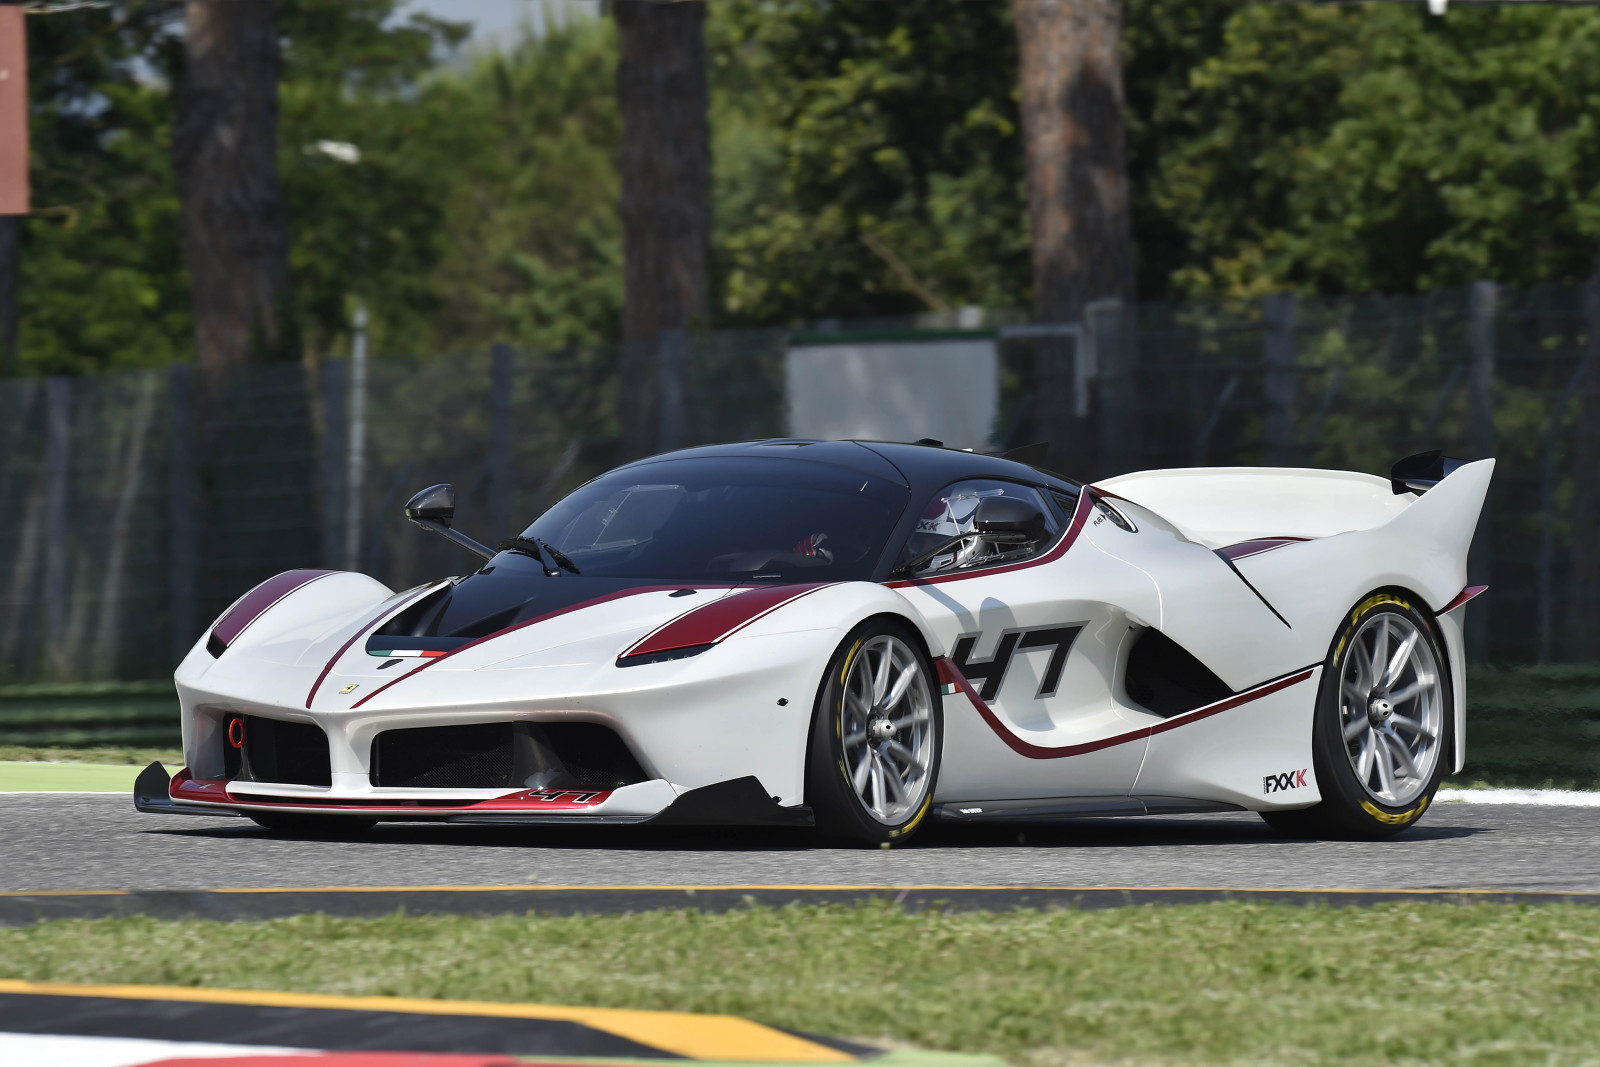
[712,1,1027,324]
[614,0,711,461]
[1013,0,1134,472]
[172,0,294,384]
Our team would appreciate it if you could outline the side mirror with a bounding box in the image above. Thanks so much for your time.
[405,484,456,527]
[974,496,1047,545]
[403,483,494,561]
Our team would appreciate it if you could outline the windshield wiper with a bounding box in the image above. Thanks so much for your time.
[497,536,580,575]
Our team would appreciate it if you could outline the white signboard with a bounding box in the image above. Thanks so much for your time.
[785,338,999,451]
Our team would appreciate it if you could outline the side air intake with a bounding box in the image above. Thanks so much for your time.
[1123,628,1233,719]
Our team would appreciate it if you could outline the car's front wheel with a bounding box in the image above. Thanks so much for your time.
[806,620,942,846]
[1262,592,1452,840]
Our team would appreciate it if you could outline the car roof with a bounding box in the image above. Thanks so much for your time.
[621,439,1083,500]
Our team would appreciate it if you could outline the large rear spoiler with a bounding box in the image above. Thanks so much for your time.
[1390,450,1469,495]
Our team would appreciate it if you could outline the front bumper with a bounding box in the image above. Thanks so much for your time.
[133,762,813,827]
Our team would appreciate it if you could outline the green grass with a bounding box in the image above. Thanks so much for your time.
[0,745,184,766]
[3,904,1599,1066]
[1450,665,1600,789]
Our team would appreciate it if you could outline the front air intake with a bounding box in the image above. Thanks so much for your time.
[370,722,646,791]
[229,715,332,787]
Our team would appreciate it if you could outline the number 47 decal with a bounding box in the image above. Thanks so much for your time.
[951,625,1084,701]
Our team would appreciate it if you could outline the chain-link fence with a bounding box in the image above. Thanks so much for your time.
[0,283,1592,682]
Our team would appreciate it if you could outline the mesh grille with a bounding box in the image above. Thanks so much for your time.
[239,716,331,787]
[370,721,646,791]
[373,723,515,789]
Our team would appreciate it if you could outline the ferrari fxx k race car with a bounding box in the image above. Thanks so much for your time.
[136,441,1492,844]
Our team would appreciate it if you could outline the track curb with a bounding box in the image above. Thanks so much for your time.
[0,883,1596,924]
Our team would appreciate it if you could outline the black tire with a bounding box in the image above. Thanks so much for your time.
[805,618,942,846]
[249,813,378,837]
[1262,592,1452,840]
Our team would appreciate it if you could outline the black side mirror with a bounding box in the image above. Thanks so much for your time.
[405,483,456,527]
[403,483,494,561]
[974,496,1047,545]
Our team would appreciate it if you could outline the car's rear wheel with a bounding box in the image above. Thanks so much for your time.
[806,620,942,846]
[249,813,377,837]
[1262,592,1451,840]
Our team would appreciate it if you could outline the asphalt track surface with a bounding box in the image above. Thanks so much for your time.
[2,794,1598,921]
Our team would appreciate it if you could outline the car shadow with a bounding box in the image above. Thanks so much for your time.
[145,814,1489,851]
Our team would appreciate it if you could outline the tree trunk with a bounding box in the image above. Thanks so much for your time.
[1569,259,1600,657]
[1013,0,1134,476]
[614,0,710,462]
[172,0,293,392]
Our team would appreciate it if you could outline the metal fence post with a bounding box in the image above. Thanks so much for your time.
[167,365,199,665]
[1261,292,1298,466]
[657,328,687,453]
[490,342,514,538]
[319,358,348,570]
[343,301,369,573]
[41,376,69,678]
[1467,280,1497,662]
[1089,300,1132,477]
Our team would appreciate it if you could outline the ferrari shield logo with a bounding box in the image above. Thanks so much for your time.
[339,683,359,694]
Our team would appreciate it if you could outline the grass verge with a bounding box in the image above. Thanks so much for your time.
[0,745,183,766]
[2,904,1598,1066]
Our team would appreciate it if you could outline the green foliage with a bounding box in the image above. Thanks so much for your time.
[1154,5,1600,298]
[710,0,1029,324]
[17,2,188,375]
[6,904,1600,1065]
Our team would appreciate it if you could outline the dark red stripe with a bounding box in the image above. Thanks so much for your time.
[886,487,1095,589]
[305,581,449,709]
[936,657,1315,760]
[171,769,613,813]
[1218,537,1309,561]
[211,569,336,648]
[622,583,832,658]
[1438,584,1488,613]
[348,585,692,709]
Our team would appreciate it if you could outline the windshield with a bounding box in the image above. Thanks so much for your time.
[522,457,908,582]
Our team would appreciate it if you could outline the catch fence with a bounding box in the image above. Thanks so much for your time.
[0,281,1592,683]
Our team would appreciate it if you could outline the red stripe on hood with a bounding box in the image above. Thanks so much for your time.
[621,583,833,659]
[212,569,335,648]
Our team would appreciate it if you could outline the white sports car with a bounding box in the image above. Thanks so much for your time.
[136,441,1492,844]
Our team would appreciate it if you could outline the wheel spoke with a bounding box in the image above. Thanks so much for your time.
[1344,715,1370,742]
[885,738,925,772]
[869,755,887,814]
[872,647,892,705]
[876,750,907,803]
[1386,676,1435,706]
[1373,733,1396,796]
[889,705,930,729]
[1342,678,1368,707]
[1356,732,1376,783]
[843,730,866,747]
[845,692,871,720]
[885,663,919,711]
[1390,714,1436,740]
[1383,731,1422,780]
[851,750,872,794]
[1368,619,1390,689]
[1383,629,1420,688]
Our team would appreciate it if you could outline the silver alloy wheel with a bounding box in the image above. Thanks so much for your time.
[1338,612,1445,806]
[840,635,935,824]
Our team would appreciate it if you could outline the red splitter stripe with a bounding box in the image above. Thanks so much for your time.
[1439,584,1488,613]
[621,583,833,658]
[936,657,1315,760]
[212,569,336,647]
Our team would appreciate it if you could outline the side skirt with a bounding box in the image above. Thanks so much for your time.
[932,794,1245,823]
